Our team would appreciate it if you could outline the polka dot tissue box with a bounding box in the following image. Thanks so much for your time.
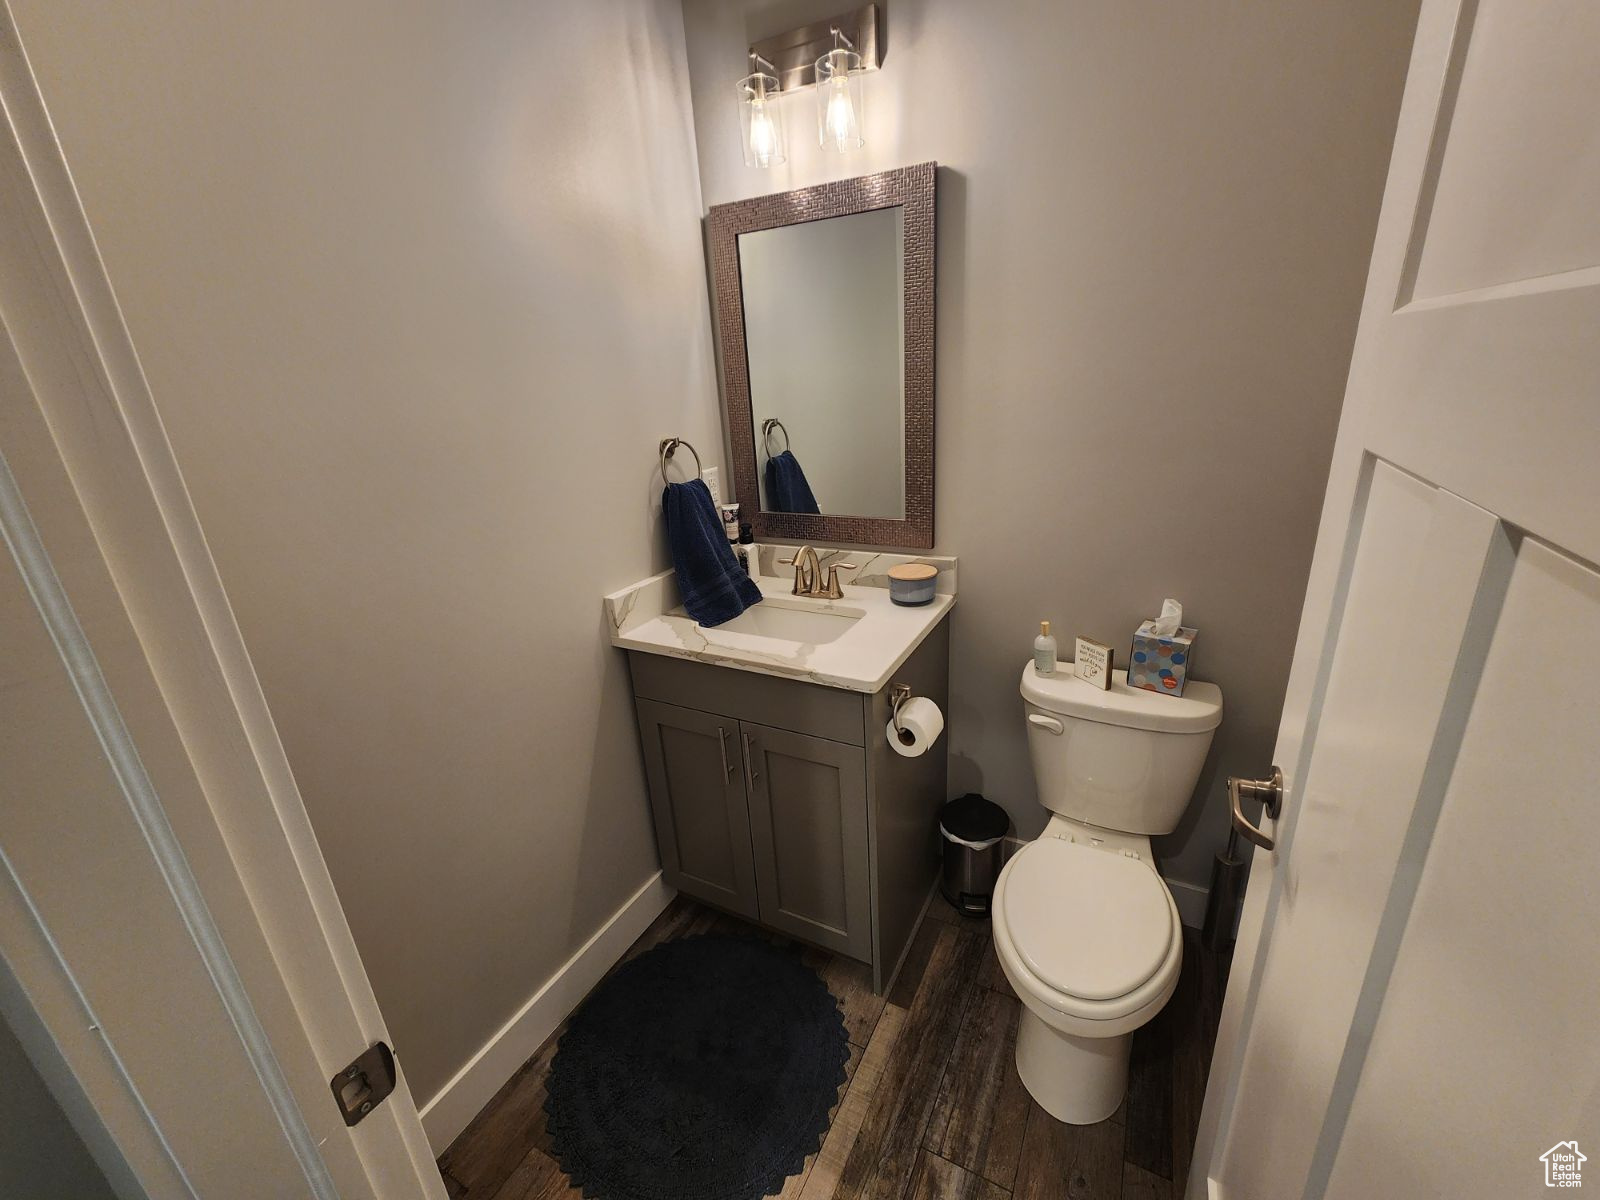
[1128,611,1198,697]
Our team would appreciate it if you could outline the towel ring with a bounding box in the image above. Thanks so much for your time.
[761,418,790,456]
[658,437,702,486]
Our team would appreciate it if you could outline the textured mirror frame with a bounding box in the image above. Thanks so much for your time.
[708,161,936,549]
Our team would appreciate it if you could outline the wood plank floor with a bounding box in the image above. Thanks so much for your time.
[437,894,1230,1200]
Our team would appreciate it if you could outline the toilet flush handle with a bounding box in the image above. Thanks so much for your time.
[1027,713,1064,735]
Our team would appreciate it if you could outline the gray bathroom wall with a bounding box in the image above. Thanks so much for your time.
[8,0,721,1104]
[0,997,119,1200]
[681,0,1423,895]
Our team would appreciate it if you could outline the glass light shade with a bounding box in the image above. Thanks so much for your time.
[737,72,786,168]
[815,48,864,152]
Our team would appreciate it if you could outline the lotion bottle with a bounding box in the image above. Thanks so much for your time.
[1033,621,1058,676]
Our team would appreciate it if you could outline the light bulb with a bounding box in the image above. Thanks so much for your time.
[824,80,856,150]
[815,45,863,152]
[749,101,777,165]
[737,67,785,168]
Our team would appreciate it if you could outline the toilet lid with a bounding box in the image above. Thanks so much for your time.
[1002,839,1174,1001]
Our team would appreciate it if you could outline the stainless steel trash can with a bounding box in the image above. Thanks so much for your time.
[939,794,1009,916]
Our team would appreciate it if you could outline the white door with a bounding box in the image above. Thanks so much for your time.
[0,19,444,1200]
[1190,1,1600,1196]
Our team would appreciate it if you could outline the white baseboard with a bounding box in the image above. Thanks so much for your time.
[417,870,675,1152]
[1003,835,1209,929]
[1164,877,1209,930]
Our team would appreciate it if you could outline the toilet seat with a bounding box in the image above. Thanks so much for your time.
[1000,838,1174,1001]
[991,842,1183,1034]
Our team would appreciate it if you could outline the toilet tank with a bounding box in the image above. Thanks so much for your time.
[1019,663,1223,835]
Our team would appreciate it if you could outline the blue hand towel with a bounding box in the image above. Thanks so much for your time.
[662,478,762,627]
[763,450,821,515]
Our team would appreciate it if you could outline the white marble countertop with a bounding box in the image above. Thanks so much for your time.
[604,548,956,693]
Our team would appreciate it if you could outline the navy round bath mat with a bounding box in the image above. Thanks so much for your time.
[544,934,849,1200]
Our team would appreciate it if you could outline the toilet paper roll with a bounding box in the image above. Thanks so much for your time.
[887,696,945,758]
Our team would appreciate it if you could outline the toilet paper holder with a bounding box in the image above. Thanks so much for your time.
[887,684,944,758]
[890,683,912,738]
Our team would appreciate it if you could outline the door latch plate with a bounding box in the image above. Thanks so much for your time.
[330,1041,396,1127]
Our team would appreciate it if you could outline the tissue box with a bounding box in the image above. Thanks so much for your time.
[1128,621,1198,696]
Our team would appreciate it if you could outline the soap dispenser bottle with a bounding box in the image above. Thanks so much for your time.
[1034,621,1057,676]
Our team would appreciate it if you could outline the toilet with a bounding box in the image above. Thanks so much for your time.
[992,661,1223,1124]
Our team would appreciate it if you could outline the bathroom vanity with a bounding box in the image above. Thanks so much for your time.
[606,551,954,992]
[607,161,948,991]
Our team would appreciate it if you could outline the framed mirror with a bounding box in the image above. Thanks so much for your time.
[709,162,935,548]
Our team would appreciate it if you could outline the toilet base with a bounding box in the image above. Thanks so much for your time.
[1015,1006,1131,1125]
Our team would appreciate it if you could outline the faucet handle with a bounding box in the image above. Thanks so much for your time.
[822,562,858,598]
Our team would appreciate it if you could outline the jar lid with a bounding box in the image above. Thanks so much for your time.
[888,563,938,582]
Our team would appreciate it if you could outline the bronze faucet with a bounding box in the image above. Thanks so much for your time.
[779,545,858,599]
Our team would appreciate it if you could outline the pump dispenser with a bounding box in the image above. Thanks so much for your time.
[1034,621,1058,676]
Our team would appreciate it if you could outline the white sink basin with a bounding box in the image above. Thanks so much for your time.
[690,599,862,645]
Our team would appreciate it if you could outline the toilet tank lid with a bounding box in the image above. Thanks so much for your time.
[1020,662,1222,733]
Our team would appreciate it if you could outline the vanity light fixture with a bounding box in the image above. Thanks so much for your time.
[816,27,865,152]
[739,6,879,164]
[737,53,787,168]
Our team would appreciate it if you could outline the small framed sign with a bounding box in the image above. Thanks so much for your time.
[1074,636,1114,690]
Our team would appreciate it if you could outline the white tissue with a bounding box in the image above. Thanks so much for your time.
[1151,598,1184,637]
[887,696,944,758]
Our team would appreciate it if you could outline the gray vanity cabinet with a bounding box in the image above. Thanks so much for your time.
[635,699,761,921]
[627,616,950,993]
[740,723,871,961]
[636,704,872,959]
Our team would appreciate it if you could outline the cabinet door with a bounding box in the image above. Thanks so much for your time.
[740,721,871,961]
[635,699,759,919]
